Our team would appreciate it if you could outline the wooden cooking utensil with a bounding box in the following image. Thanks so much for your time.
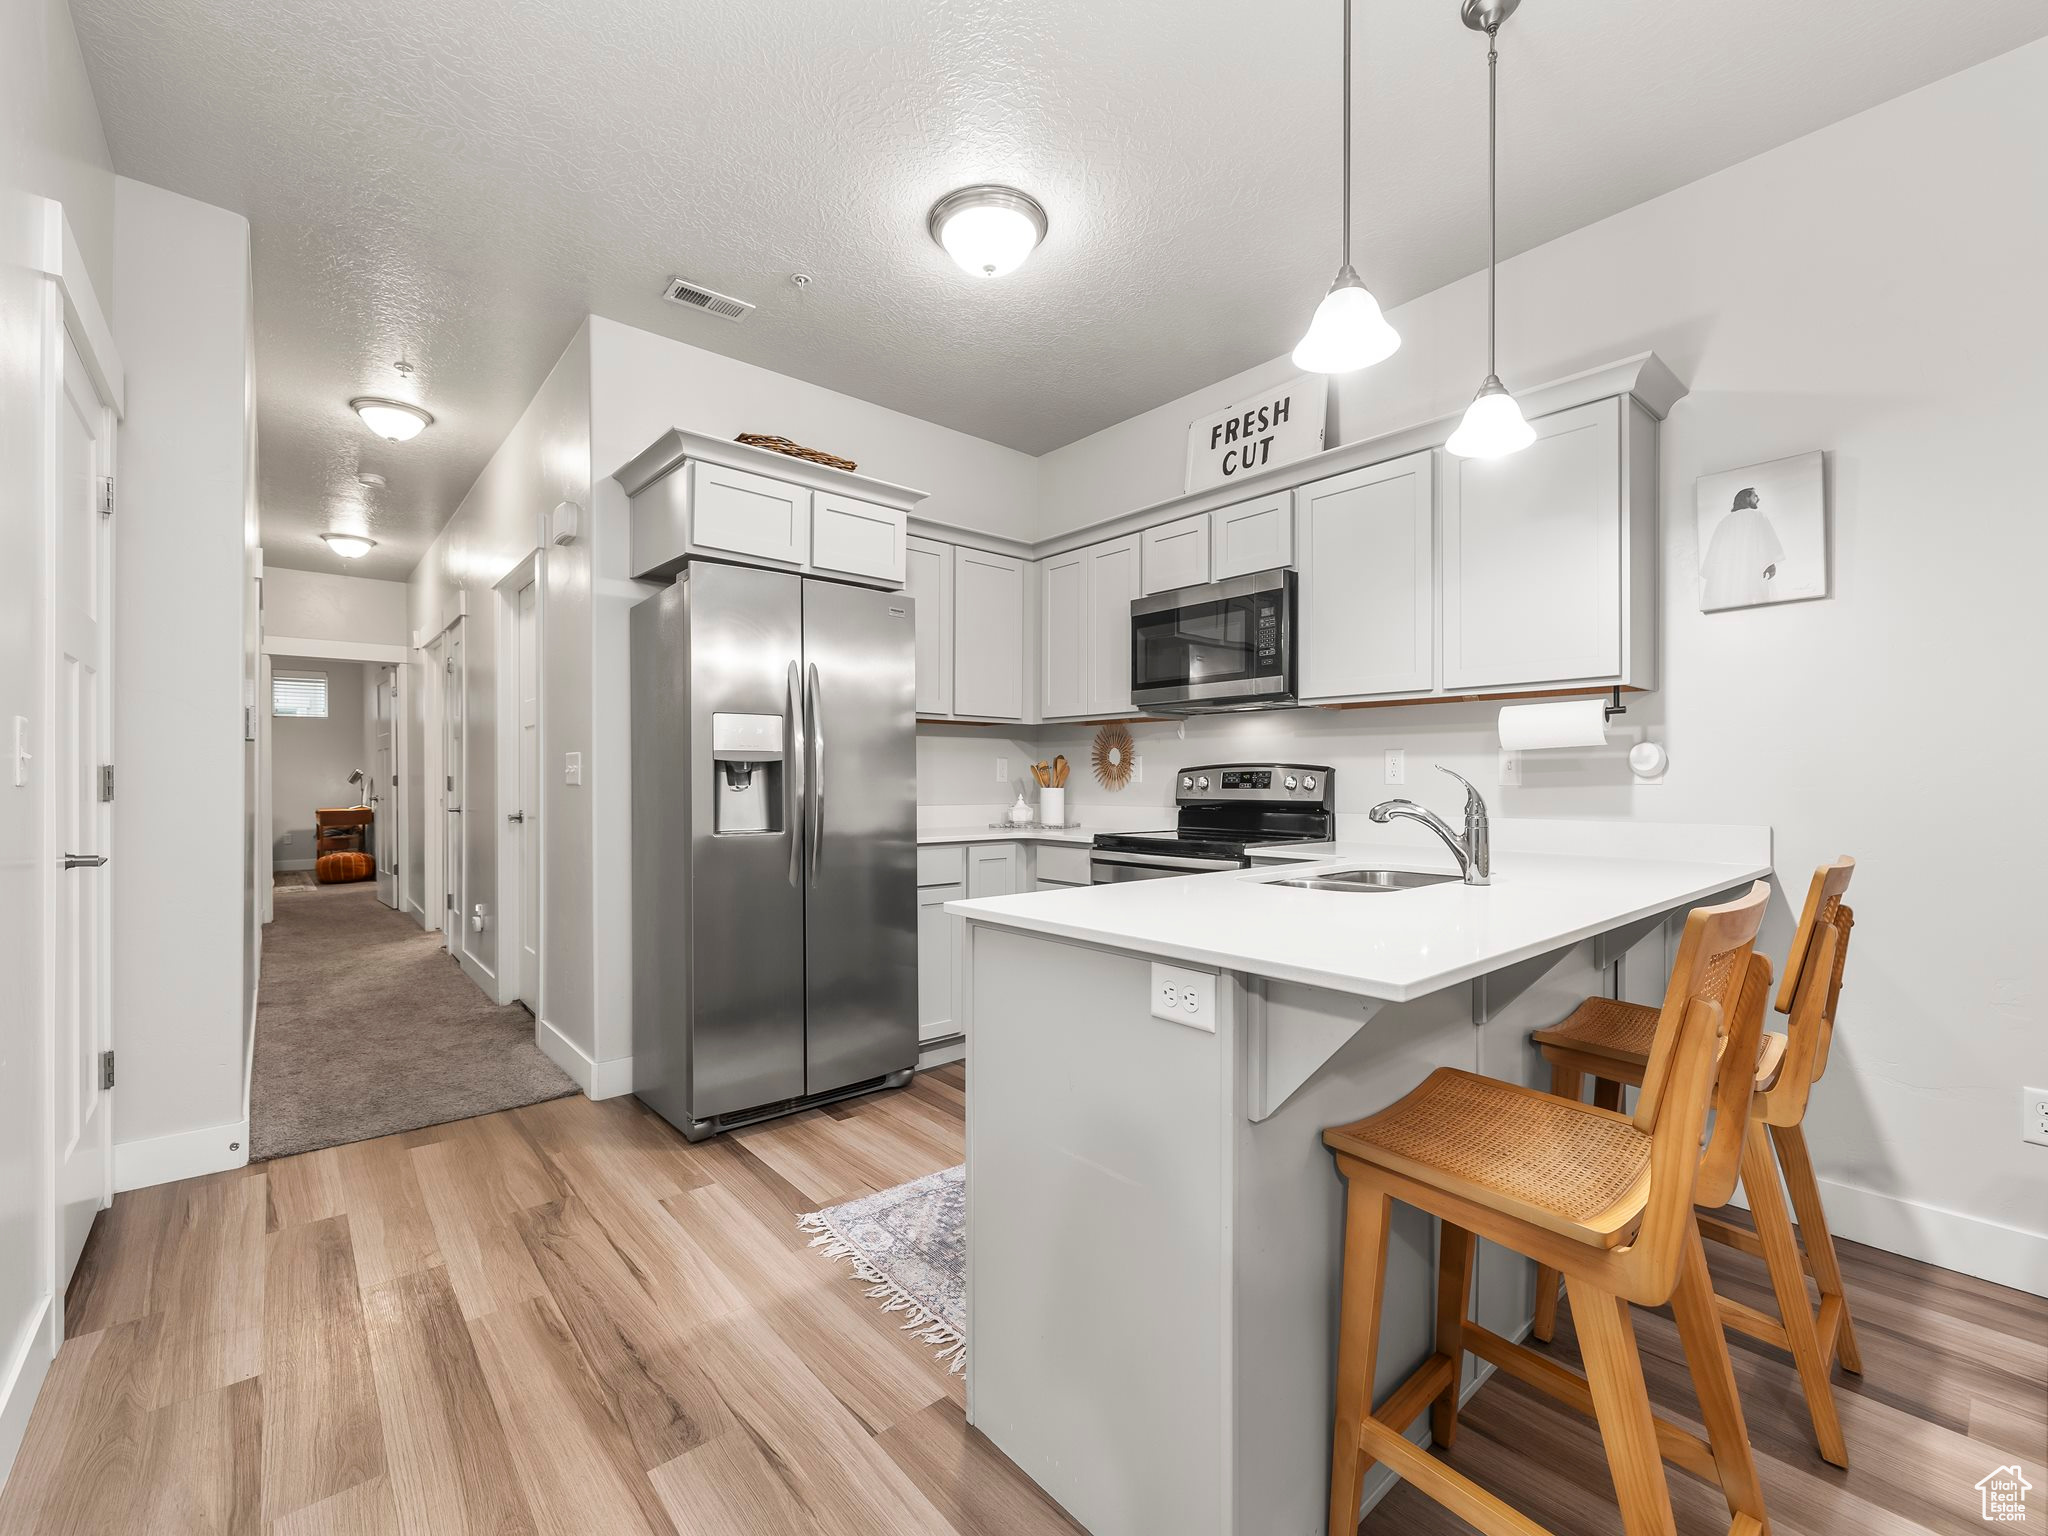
[1053,754,1069,788]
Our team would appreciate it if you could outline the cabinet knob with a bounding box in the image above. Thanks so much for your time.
[1195,776,1209,791]
[1284,776,1298,790]
[1303,775,1317,791]
[1181,776,1194,790]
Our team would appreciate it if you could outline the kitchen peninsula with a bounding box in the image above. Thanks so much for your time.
[949,821,1771,1536]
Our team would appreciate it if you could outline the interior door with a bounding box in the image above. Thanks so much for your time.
[515,579,540,1012]
[443,628,464,945]
[802,579,917,1095]
[55,330,112,1284]
[372,665,397,908]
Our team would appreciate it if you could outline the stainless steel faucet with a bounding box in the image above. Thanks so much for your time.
[1369,766,1491,886]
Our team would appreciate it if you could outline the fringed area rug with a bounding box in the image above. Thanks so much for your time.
[800,1164,967,1372]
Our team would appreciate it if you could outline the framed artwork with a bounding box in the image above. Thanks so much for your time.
[1695,450,1827,612]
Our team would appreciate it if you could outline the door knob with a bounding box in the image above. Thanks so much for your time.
[507,811,525,823]
[62,853,108,870]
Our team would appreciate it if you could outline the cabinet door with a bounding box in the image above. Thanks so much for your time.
[905,536,954,715]
[1296,450,1435,700]
[1140,514,1211,595]
[1039,551,1086,719]
[1212,491,1294,579]
[812,492,906,584]
[953,548,1025,718]
[687,460,810,566]
[966,843,1020,899]
[1441,397,1622,690]
[1085,535,1141,717]
[917,882,963,1040]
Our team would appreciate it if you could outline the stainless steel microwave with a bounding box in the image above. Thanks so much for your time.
[1129,568,1296,712]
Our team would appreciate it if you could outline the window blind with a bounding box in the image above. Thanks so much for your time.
[272,672,329,718]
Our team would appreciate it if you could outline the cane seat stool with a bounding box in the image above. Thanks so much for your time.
[1322,883,1775,1536]
[1528,858,1860,1468]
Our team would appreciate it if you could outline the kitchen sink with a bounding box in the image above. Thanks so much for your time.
[1268,868,1460,893]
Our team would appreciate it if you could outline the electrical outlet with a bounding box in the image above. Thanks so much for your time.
[1130,754,1142,784]
[2025,1086,2048,1148]
[1384,748,1405,785]
[1498,750,1522,787]
[995,757,1008,783]
[1150,963,1216,1032]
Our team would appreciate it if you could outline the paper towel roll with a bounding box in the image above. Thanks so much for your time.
[1499,698,1610,751]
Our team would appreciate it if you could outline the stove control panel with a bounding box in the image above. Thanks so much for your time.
[1174,763,1334,806]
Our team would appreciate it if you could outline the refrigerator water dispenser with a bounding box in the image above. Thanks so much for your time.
[710,711,784,834]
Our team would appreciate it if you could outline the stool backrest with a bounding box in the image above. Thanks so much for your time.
[1772,857,1856,1119]
[1626,880,1770,1298]
[1692,950,1774,1208]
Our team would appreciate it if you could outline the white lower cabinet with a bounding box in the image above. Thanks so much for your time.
[966,842,1022,898]
[916,881,963,1042]
[1296,449,1436,701]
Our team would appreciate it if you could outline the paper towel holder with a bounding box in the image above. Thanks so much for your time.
[1602,686,1627,722]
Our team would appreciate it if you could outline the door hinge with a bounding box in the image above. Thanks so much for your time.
[445,892,455,911]
[98,477,114,516]
[100,1050,115,1089]
[99,764,114,802]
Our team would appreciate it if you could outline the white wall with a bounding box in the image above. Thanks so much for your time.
[409,322,591,1038]
[0,0,115,299]
[265,567,408,648]
[1020,42,2048,1287]
[267,658,368,869]
[110,176,255,1181]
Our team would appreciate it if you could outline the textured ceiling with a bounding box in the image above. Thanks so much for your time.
[70,0,2047,579]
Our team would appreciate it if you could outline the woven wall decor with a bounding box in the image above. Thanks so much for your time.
[1091,722,1136,790]
[736,433,858,473]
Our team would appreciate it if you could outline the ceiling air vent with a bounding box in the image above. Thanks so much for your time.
[660,276,755,321]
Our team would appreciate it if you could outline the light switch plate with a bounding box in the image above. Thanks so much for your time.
[995,757,1008,782]
[1384,748,1405,785]
[1498,750,1522,787]
[564,751,583,786]
[1150,963,1216,1031]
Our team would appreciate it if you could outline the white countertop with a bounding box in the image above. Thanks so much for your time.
[918,825,1133,847]
[946,846,1770,1002]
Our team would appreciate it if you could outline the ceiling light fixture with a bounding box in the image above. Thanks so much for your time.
[1445,0,1536,460]
[321,533,377,559]
[350,397,433,442]
[1292,0,1400,374]
[927,186,1048,279]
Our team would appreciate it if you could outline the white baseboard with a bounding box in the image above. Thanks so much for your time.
[275,858,315,872]
[114,1117,251,1192]
[535,1015,631,1100]
[917,1036,965,1071]
[1811,1177,2046,1298]
[1354,1316,1533,1520]
[0,1295,54,1492]
[456,944,495,1000]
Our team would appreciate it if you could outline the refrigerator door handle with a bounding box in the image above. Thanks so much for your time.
[806,662,825,886]
[786,660,805,887]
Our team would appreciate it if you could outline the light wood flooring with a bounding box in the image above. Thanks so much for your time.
[3,1064,2041,1535]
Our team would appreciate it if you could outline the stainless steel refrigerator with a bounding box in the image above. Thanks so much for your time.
[631,561,917,1140]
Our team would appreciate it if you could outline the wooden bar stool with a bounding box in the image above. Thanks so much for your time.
[1323,883,1774,1536]
[1528,858,1860,1468]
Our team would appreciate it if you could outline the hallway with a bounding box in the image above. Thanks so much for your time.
[249,879,573,1160]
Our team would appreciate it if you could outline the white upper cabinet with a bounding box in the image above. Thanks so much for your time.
[687,460,811,567]
[1140,514,1211,595]
[1040,551,1086,719]
[1441,396,1642,691]
[1085,536,1141,716]
[812,491,906,584]
[1211,491,1293,580]
[905,535,954,716]
[953,547,1026,719]
[1296,450,1436,701]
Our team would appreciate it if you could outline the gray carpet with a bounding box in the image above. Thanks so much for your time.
[251,879,576,1160]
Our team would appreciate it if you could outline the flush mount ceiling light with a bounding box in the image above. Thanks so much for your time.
[350,397,433,442]
[927,186,1048,278]
[1292,0,1400,374]
[1445,0,1537,460]
[321,532,377,559]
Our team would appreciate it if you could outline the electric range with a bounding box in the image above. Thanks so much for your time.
[1090,763,1334,883]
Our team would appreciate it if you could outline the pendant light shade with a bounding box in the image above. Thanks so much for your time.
[1292,0,1398,375]
[1292,267,1400,373]
[1445,375,1535,459]
[1447,0,1532,460]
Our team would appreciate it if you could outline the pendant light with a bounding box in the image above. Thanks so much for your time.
[1292,0,1400,374]
[1445,0,1536,460]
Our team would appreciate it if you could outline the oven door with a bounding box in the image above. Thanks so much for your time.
[1129,568,1296,711]
[1090,849,1244,884]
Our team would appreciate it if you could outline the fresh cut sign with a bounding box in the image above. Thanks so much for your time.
[1184,374,1328,493]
